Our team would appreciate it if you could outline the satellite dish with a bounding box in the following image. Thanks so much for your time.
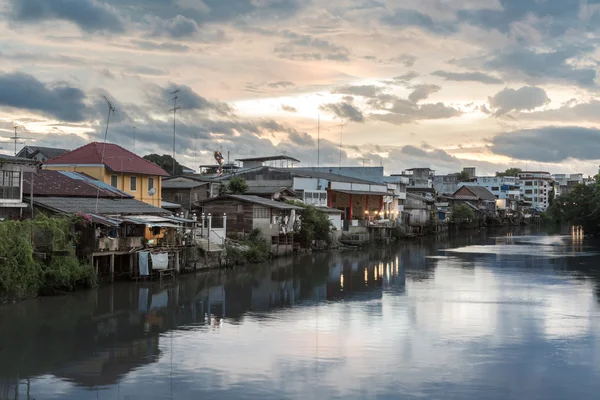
[148,188,156,196]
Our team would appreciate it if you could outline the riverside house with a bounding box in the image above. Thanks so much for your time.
[42,142,169,208]
[0,154,39,220]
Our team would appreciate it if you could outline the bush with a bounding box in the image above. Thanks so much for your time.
[451,204,475,223]
[0,215,98,303]
[286,201,333,247]
[224,228,270,265]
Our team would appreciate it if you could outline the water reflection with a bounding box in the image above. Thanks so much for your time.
[1,228,600,399]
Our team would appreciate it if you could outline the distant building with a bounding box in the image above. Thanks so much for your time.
[16,146,69,162]
[235,155,300,169]
[518,171,553,211]
[433,173,460,195]
[42,142,169,207]
[552,173,584,197]
[451,185,497,217]
[394,168,434,189]
[462,176,521,200]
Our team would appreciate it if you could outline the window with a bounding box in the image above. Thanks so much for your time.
[0,171,21,200]
[110,175,118,188]
[525,189,533,195]
[253,206,270,219]
[148,177,155,191]
[491,187,499,191]
[525,181,533,186]
[130,176,137,191]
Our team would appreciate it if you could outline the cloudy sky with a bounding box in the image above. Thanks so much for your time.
[2,0,600,175]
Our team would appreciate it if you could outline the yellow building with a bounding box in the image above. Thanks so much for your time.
[43,142,169,207]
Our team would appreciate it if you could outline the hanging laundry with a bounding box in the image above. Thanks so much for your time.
[139,251,150,276]
[151,252,169,270]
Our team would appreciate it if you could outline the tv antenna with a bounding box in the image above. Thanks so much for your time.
[1,125,31,155]
[169,89,181,175]
[96,96,116,213]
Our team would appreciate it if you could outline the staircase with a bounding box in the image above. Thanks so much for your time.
[196,238,224,253]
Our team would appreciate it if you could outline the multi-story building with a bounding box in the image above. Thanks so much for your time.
[518,171,553,211]
[552,173,584,197]
[463,176,521,200]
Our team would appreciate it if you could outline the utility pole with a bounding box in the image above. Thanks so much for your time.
[317,114,320,168]
[169,89,181,176]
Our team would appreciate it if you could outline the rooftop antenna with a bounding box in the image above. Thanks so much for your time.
[317,114,320,168]
[132,125,137,153]
[96,96,116,213]
[169,89,181,175]
[1,125,30,155]
[336,121,346,170]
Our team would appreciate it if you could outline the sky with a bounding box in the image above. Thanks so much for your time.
[1,0,600,176]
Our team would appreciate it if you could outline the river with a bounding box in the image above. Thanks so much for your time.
[1,228,600,399]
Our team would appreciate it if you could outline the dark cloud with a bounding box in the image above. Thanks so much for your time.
[268,81,295,89]
[157,84,233,115]
[476,47,597,88]
[520,100,600,122]
[319,101,365,123]
[129,40,190,52]
[11,0,124,33]
[488,86,550,116]
[369,94,462,125]
[274,30,350,62]
[333,85,383,98]
[432,70,503,85]
[490,126,600,162]
[408,84,441,103]
[0,72,89,122]
[281,104,297,113]
[381,8,455,35]
[144,15,199,38]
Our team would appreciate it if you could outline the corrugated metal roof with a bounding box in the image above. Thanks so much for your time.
[161,200,182,208]
[334,189,388,196]
[246,186,296,195]
[60,171,131,197]
[43,142,169,176]
[201,195,303,210]
[162,179,208,189]
[32,197,170,215]
[23,170,131,198]
[455,186,496,202]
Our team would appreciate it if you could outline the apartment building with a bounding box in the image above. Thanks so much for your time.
[518,171,553,211]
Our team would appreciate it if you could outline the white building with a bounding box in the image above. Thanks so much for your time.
[463,176,521,200]
[518,171,553,211]
[552,173,584,197]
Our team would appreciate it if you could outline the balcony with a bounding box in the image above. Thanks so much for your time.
[96,236,144,252]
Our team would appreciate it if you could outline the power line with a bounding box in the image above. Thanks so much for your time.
[169,89,181,176]
[317,114,320,168]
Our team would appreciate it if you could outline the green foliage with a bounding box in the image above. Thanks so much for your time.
[547,182,600,234]
[0,215,98,303]
[496,168,522,177]
[225,228,270,265]
[227,177,249,194]
[143,153,183,176]
[456,171,471,182]
[451,204,475,223]
[218,183,228,196]
[286,200,333,247]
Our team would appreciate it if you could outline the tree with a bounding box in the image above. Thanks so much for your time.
[456,170,471,182]
[227,177,248,194]
[451,204,475,223]
[547,182,600,235]
[496,168,522,177]
[143,154,183,176]
[286,201,333,247]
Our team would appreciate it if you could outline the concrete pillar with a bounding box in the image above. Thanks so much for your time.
[110,254,115,282]
[129,253,134,278]
[201,213,206,237]
[223,213,227,240]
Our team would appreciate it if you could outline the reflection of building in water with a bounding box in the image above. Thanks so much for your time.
[327,255,384,301]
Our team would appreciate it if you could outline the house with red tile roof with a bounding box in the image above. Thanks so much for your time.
[43,142,168,207]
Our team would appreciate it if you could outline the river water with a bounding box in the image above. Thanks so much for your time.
[1,229,600,399]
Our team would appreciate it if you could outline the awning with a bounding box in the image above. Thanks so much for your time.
[163,215,196,223]
[90,214,121,227]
